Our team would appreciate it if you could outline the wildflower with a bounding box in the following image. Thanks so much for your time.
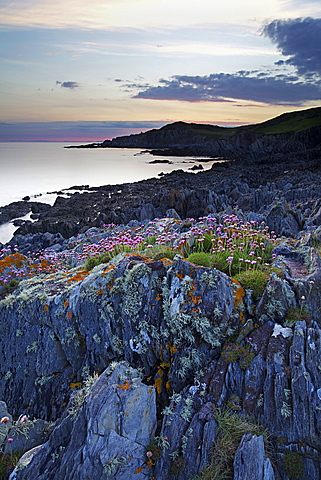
[301,296,306,300]
[146,451,153,458]
[7,438,13,443]
[20,415,28,422]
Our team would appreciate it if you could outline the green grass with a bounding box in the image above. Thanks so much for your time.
[192,409,270,480]
[187,252,212,267]
[0,452,23,480]
[233,269,270,298]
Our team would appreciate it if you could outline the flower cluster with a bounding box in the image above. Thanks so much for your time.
[0,214,276,290]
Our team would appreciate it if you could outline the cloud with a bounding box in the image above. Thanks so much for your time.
[133,72,321,105]
[56,80,80,89]
[130,17,321,106]
[262,17,321,76]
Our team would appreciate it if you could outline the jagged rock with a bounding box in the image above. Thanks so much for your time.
[0,254,245,420]
[256,273,296,324]
[233,434,275,480]
[11,363,157,480]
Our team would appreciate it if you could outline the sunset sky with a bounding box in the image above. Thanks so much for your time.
[1,0,321,141]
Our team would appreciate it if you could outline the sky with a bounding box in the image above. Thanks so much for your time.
[0,0,321,141]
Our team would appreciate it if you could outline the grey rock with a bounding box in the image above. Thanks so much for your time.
[13,363,156,480]
[233,434,275,480]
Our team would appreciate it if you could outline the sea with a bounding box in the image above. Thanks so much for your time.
[0,142,219,244]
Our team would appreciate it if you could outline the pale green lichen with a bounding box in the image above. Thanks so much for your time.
[4,370,13,380]
[35,374,55,387]
[281,401,292,418]
[181,427,194,454]
[103,456,127,476]
[92,334,101,344]
[63,327,80,347]
[26,341,38,353]
[180,397,194,422]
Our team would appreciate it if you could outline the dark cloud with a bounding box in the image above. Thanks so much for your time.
[133,72,321,105]
[131,17,321,106]
[262,17,321,76]
[56,81,80,89]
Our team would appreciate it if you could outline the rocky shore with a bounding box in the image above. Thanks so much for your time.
[1,149,320,255]
[1,107,321,479]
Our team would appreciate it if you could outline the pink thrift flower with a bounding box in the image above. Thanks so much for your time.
[146,451,153,458]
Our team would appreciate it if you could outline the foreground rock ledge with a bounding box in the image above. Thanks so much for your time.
[1,252,321,479]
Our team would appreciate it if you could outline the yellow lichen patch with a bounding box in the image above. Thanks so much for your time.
[70,382,82,390]
[43,305,49,312]
[232,278,245,308]
[118,380,130,390]
[166,380,171,390]
[154,377,162,395]
[135,468,143,474]
[166,343,179,354]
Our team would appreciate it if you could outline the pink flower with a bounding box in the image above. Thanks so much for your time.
[146,451,153,458]
[7,438,13,443]
[20,415,28,422]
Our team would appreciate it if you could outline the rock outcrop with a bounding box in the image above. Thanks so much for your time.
[1,243,321,479]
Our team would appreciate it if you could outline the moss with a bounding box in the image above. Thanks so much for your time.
[0,451,24,480]
[221,343,254,369]
[284,452,305,480]
[187,252,212,267]
[234,270,270,298]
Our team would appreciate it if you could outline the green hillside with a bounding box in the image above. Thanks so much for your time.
[172,106,321,139]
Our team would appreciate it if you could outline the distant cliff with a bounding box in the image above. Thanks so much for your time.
[92,106,321,158]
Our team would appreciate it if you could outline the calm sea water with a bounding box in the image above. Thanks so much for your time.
[0,142,217,243]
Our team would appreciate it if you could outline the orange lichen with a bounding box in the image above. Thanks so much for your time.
[154,377,162,395]
[66,312,72,319]
[70,382,82,390]
[232,279,245,308]
[64,300,69,307]
[0,253,26,272]
[117,380,130,390]
[148,387,154,394]
[102,265,115,277]
[67,269,88,283]
[135,468,143,474]
[43,305,49,311]
[146,459,153,469]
